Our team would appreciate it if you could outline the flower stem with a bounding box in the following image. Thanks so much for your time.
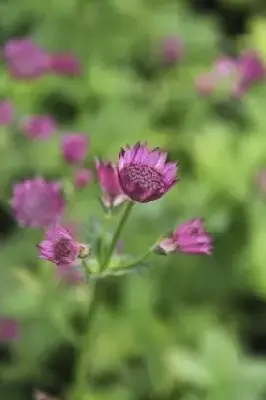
[72,280,99,400]
[72,203,134,399]
[110,250,151,273]
[101,201,134,271]
[99,211,112,267]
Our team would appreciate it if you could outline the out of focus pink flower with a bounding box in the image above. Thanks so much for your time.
[255,169,266,195]
[20,115,57,140]
[236,50,265,95]
[57,263,86,285]
[161,36,184,64]
[49,52,81,76]
[38,224,80,266]
[196,56,238,96]
[74,168,93,189]
[34,390,58,400]
[0,101,14,126]
[214,56,237,77]
[61,134,89,165]
[117,142,178,203]
[155,219,213,255]
[195,73,215,95]
[96,159,128,208]
[3,38,50,79]
[196,52,265,97]
[11,178,65,228]
[0,318,19,342]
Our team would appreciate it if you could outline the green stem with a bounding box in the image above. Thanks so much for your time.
[72,280,99,400]
[110,250,151,273]
[72,202,134,399]
[99,211,112,267]
[102,201,134,270]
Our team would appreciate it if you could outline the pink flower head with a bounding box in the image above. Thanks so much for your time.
[61,134,89,165]
[38,224,80,266]
[3,38,50,79]
[117,142,178,203]
[49,52,81,76]
[0,318,19,342]
[96,158,128,208]
[0,101,14,126]
[34,390,58,400]
[20,115,57,140]
[74,168,93,189]
[161,36,184,64]
[236,50,265,95]
[11,178,65,228]
[156,219,213,255]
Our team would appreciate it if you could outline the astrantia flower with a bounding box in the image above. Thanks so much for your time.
[0,318,19,342]
[156,219,212,255]
[236,50,265,95]
[196,56,238,96]
[3,38,50,79]
[161,36,184,64]
[49,52,81,76]
[11,178,65,228]
[0,101,14,126]
[34,390,58,400]
[61,134,89,165]
[117,142,178,203]
[38,225,80,266]
[20,115,57,140]
[96,158,128,208]
[74,168,93,189]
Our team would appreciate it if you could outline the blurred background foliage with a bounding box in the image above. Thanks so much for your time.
[1,0,266,399]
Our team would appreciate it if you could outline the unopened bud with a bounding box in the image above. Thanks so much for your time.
[78,243,91,259]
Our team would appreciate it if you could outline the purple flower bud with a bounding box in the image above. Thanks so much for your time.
[3,38,50,79]
[0,101,14,126]
[236,50,265,95]
[11,178,65,228]
[38,224,81,266]
[95,158,128,208]
[20,115,57,140]
[117,142,178,203]
[61,134,89,165]
[161,36,184,64]
[50,53,81,76]
[74,168,93,189]
[156,219,213,255]
[0,318,19,342]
